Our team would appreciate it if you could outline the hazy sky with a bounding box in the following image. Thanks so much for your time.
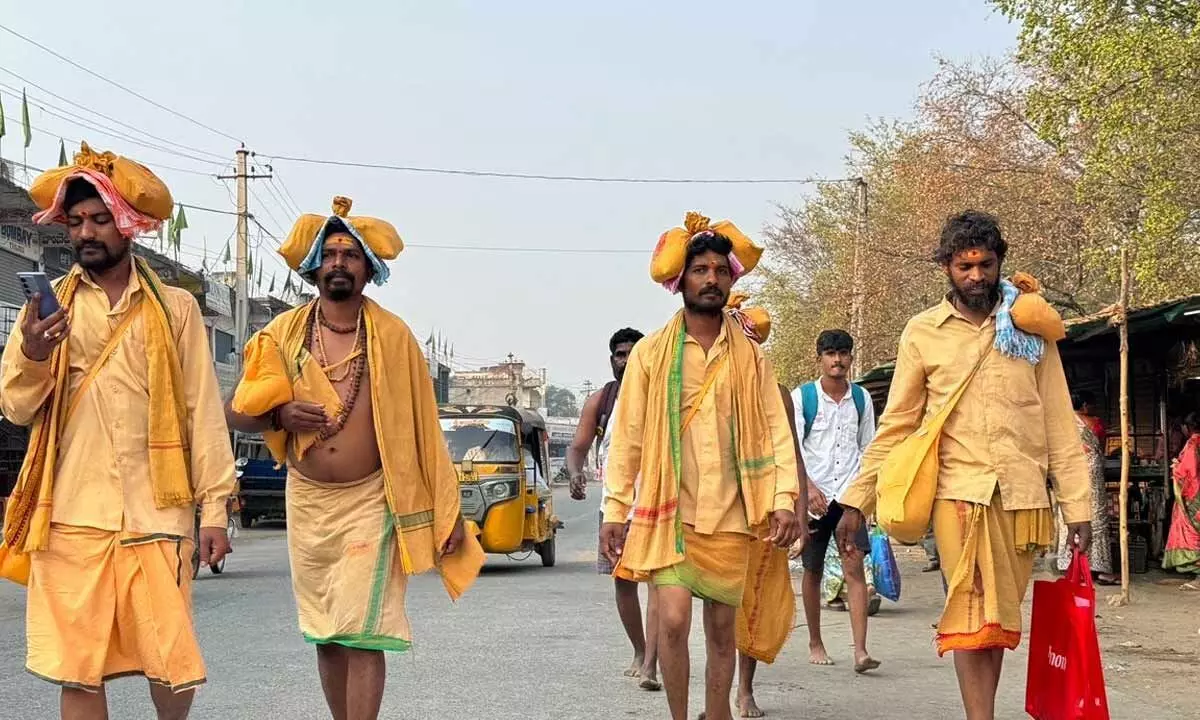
[0,1,1017,396]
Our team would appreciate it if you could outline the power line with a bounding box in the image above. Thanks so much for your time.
[4,122,222,178]
[0,23,242,144]
[264,154,856,185]
[0,86,228,166]
[0,67,228,161]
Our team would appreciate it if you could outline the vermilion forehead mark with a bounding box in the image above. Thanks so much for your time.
[960,248,985,261]
[68,209,109,219]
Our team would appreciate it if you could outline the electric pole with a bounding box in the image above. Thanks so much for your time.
[234,147,249,355]
[850,177,868,379]
[218,146,272,360]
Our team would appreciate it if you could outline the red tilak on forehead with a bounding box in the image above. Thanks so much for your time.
[960,248,985,261]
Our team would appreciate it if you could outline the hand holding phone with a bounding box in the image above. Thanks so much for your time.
[17,272,61,320]
[16,273,69,362]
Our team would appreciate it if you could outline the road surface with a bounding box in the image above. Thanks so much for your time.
[0,486,1183,718]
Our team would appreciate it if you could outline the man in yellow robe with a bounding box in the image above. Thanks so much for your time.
[0,142,234,719]
[837,211,1092,720]
[226,196,484,720]
[602,212,801,720]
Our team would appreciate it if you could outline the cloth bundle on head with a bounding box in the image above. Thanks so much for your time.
[280,196,403,286]
[29,142,173,238]
[651,211,763,292]
[726,291,772,343]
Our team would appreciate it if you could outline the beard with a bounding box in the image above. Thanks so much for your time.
[682,285,728,316]
[320,271,357,302]
[74,241,128,273]
[950,277,999,312]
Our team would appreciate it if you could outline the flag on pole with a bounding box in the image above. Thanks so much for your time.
[223,240,231,264]
[269,272,276,294]
[256,263,262,288]
[247,253,254,284]
[0,96,6,139]
[172,205,188,248]
[283,273,294,295]
[201,237,209,273]
[58,139,67,167]
[21,89,31,148]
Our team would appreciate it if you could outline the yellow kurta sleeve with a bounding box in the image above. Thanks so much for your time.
[604,341,649,524]
[0,306,56,426]
[759,352,798,512]
[841,324,928,515]
[177,296,236,528]
[1037,342,1091,524]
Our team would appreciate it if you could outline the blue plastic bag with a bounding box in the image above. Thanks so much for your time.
[870,526,902,602]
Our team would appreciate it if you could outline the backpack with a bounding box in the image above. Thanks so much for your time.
[799,381,868,442]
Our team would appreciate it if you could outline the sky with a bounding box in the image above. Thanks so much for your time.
[0,1,1017,397]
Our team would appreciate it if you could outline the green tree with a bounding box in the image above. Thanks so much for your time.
[544,385,579,418]
[992,0,1200,302]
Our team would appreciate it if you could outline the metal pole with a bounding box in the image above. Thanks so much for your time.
[234,146,249,355]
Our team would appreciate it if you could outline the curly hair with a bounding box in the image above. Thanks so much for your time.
[933,210,1007,265]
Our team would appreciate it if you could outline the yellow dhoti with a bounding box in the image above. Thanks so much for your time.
[650,525,750,608]
[26,525,204,692]
[735,539,794,663]
[286,468,413,652]
[933,490,1051,656]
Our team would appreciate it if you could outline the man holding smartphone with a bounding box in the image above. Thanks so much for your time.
[0,142,234,720]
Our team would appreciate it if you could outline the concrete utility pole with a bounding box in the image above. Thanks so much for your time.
[218,146,272,360]
[850,177,869,378]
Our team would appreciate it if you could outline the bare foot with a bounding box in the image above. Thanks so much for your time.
[639,677,662,691]
[624,654,644,677]
[808,643,834,666]
[854,653,881,674]
[738,693,765,718]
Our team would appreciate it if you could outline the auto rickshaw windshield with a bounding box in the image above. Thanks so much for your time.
[439,418,521,463]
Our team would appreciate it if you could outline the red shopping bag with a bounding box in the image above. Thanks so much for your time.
[1025,550,1110,719]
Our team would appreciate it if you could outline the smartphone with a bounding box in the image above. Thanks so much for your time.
[17,272,61,320]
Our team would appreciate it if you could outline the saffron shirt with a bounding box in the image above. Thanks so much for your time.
[604,324,799,533]
[0,267,236,535]
[841,297,1091,523]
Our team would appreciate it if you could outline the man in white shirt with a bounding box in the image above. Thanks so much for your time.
[793,329,880,673]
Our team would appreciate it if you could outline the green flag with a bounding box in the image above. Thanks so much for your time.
[58,139,67,167]
[223,240,231,264]
[284,273,294,295]
[269,272,276,293]
[21,88,31,149]
[171,205,188,249]
[201,237,209,273]
[257,263,263,288]
[247,253,254,284]
[0,96,6,139]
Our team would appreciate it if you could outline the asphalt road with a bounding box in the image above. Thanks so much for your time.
[0,486,1184,719]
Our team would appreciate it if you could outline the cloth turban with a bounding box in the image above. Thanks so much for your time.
[651,211,763,293]
[279,196,403,286]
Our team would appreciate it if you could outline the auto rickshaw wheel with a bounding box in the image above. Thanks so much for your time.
[537,533,556,568]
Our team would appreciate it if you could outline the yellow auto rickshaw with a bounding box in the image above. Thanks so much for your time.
[439,404,559,566]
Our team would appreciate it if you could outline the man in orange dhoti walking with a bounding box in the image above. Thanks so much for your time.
[837,211,1092,720]
[602,213,801,720]
[0,142,235,720]
[227,196,483,720]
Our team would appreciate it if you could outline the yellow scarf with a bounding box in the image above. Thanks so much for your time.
[2,259,192,559]
[617,311,780,576]
[231,299,484,600]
